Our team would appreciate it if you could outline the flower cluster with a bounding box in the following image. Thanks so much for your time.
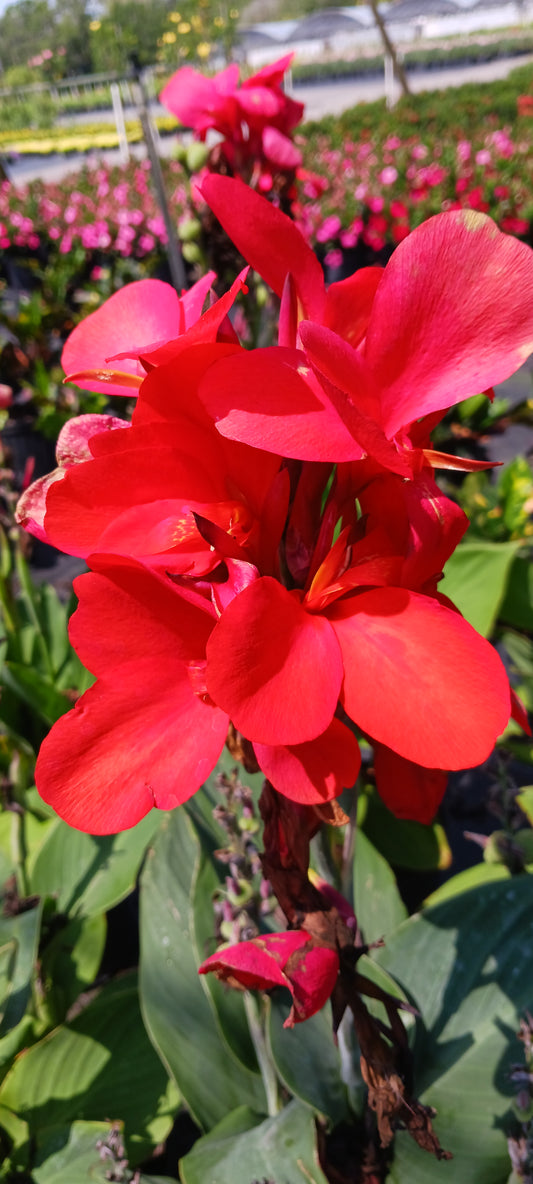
[295,124,533,264]
[0,160,190,259]
[160,54,304,188]
[17,178,533,838]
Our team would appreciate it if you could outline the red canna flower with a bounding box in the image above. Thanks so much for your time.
[199,929,339,1026]
[160,55,303,174]
[18,177,532,836]
[199,176,533,461]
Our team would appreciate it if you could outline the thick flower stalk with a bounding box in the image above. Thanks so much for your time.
[17,186,533,836]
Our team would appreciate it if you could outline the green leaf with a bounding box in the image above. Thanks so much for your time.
[378,877,533,1182]
[0,1102,30,1165]
[36,584,71,678]
[34,1123,177,1183]
[0,814,15,888]
[32,1120,124,1184]
[0,810,55,894]
[440,538,521,637]
[39,913,107,1027]
[138,1177,176,1183]
[0,902,42,1039]
[13,548,53,679]
[139,809,266,1131]
[500,556,533,632]
[516,787,533,826]
[30,811,161,919]
[361,789,451,872]
[353,830,407,945]
[180,1100,329,1184]
[423,861,512,906]
[0,972,179,1165]
[2,662,70,727]
[267,993,350,1124]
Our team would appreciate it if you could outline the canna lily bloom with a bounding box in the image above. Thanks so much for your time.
[199,177,533,468]
[23,360,514,830]
[35,554,360,831]
[160,55,303,172]
[199,929,339,1026]
[18,178,529,836]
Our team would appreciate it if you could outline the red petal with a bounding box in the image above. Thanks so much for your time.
[44,440,218,558]
[237,86,283,120]
[201,175,326,322]
[199,930,305,989]
[141,270,249,368]
[15,470,63,543]
[364,210,533,437]
[199,347,366,462]
[206,576,343,746]
[299,322,411,477]
[323,266,383,347]
[262,126,302,170]
[133,343,240,430]
[160,65,239,131]
[254,718,361,804]
[62,279,181,396]
[372,741,448,824]
[285,943,339,1025]
[69,558,216,673]
[56,414,128,466]
[180,269,216,325]
[36,560,226,833]
[199,930,339,1025]
[511,688,532,737]
[244,53,295,89]
[328,587,510,769]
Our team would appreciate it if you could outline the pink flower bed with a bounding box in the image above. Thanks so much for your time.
[1,122,532,273]
[0,159,190,259]
[295,125,533,262]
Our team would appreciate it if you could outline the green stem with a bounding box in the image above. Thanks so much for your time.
[244,991,280,1117]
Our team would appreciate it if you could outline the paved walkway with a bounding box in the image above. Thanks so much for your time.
[294,52,533,119]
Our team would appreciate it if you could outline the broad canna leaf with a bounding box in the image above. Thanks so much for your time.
[378,876,533,1183]
[180,1100,329,1184]
[139,808,266,1130]
[0,973,179,1165]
